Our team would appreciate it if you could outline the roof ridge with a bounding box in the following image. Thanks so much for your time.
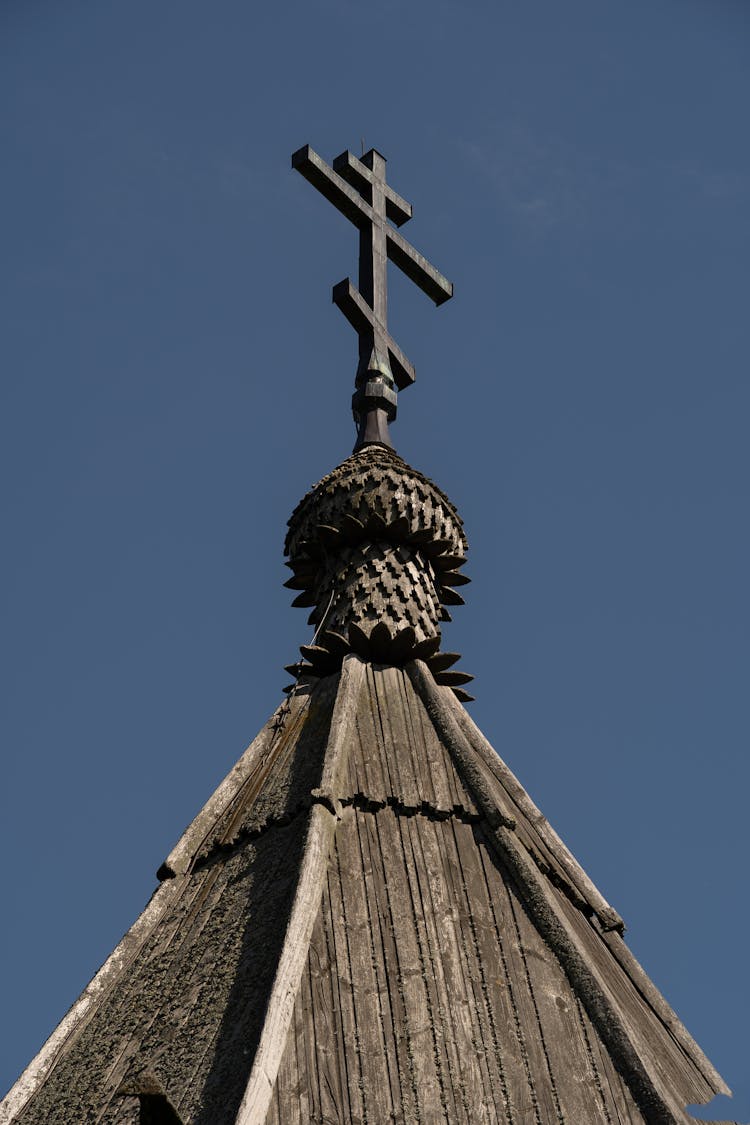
[232,654,366,1125]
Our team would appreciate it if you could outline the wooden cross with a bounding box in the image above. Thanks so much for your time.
[292,144,453,449]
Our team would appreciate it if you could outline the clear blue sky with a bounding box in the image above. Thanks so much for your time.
[2,1,748,1118]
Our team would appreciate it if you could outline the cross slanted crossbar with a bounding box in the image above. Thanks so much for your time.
[292,144,453,449]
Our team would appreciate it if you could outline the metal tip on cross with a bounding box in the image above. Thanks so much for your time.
[292,143,453,452]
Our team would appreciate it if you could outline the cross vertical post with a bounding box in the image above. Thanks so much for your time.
[355,149,395,445]
[358,150,388,336]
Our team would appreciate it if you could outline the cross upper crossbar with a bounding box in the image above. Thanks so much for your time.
[292,146,452,307]
[332,151,412,227]
[292,143,453,449]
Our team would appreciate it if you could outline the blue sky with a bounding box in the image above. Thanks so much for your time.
[1,1,748,1118]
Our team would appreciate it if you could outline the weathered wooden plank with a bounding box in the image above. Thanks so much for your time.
[397,665,454,812]
[262,1078,280,1125]
[307,888,345,1123]
[419,815,497,1122]
[292,982,313,1125]
[342,706,365,799]
[368,665,407,805]
[494,873,564,1123]
[337,807,400,1120]
[352,695,376,802]
[375,665,421,809]
[401,663,448,811]
[447,817,517,1124]
[394,812,462,1123]
[417,666,477,815]
[300,957,322,1122]
[460,824,534,1123]
[325,831,365,1124]
[393,665,437,809]
[505,878,608,1123]
[318,655,366,797]
[475,836,548,1125]
[344,805,404,1120]
[358,807,419,1121]
[235,656,366,1125]
[353,667,390,805]
[577,998,644,1125]
[266,989,299,1125]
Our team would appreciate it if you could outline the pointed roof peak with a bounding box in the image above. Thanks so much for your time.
[4,657,731,1123]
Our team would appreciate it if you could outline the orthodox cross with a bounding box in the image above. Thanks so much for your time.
[292,144,453,449]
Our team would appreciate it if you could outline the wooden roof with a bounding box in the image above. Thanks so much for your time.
[1,656,733,1124]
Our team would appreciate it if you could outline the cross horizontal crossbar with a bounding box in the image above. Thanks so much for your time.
[332,150,412,227]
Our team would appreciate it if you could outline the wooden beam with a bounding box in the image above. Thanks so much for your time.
[233,655,366,1125]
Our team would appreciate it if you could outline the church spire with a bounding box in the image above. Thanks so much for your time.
[292,144,452,449]
[0,142,735,1125]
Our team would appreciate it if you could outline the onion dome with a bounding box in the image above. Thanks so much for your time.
[284,444,474,699]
